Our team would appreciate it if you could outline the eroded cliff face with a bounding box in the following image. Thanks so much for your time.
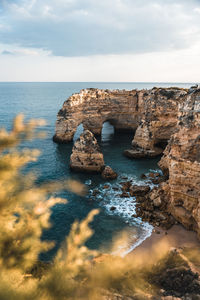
[55,86,200,237]
[157,89,200,237]
[53,87,187,147]
[53,89,143,143]
[125,88,188,158]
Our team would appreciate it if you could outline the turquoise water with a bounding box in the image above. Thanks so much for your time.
[0,82,193,260]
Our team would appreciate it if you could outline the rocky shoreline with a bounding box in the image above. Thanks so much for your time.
[54,85,200,240]
[54,85,200,299]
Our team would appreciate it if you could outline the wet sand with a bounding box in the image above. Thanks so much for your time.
[129,224,200,258]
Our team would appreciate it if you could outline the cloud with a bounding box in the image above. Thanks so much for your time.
[1,50,13,55]
[0,42,200,82]
[0,43,51,56]
[0,0,200,57]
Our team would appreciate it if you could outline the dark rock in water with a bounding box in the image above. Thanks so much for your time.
[148,172,160,178]
[151,177,164,184]
[70,130,105,173]
[140,173,147,179]
[120,181,132,192]
[124,146,163,159]
[101,166,118,180]
[103,185,110,189]
[120,192,129,198]
[135,187,176,230]
[112,187,119,191]
[92,189,100,196]
[110,206,116,211]
[129,185,150,197]
[132,214,137,218]
[146,172,167,185]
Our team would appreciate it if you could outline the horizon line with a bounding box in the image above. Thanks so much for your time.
[0,81,196,84]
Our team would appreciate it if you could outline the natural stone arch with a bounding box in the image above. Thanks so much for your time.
[101,120,115,142]
[53,89,141,143]
[53,87,188,151]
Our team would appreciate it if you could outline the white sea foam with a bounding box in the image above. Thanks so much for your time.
[85,179,92,185]
[89,173,154,256]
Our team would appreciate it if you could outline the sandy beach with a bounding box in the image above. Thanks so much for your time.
[129,224,200,258]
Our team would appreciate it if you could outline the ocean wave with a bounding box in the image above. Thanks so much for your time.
[88,173,154,256]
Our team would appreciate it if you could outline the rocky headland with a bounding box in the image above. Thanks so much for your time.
[54,85,200,240]
[53,87,187,150]
[54,85,200,299]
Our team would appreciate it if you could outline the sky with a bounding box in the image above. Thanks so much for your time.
[0,0,200,82]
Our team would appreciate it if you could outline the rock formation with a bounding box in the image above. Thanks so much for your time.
[137,87,200,237]
[124,88,188,158]
[101,166,118,180]
[53,88,144,143]
[55,85,200,240]
[53,87,187,147]
[156,88,200,238]
[70,130,105,173]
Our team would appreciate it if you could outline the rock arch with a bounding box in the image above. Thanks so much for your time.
[53,89,142,143]
[53,88,188,158]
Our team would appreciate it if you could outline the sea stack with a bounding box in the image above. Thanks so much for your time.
[101,166,118,180]
[70,130,105,173]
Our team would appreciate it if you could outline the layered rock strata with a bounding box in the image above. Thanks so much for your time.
[53,88,187,149]
[70,130,104,173]
[53,88,143,143]
[156,88,200,238]
[55,86,200,239]
[124,87,188,158]
[137,87,200,237]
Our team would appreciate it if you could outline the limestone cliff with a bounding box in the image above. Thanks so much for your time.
[157,88,200,237]
[125,88,188,158]
[55,86,200,238]
[54,87,187,160]
[53,88,143,143]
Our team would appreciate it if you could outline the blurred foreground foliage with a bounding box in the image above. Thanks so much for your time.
[0,115,200,300]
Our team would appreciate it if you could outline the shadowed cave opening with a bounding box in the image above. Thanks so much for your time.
[154,139,169,150]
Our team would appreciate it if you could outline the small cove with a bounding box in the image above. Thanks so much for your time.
[0,82,193,260]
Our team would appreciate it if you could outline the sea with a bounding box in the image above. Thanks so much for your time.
[0,82,194,260]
